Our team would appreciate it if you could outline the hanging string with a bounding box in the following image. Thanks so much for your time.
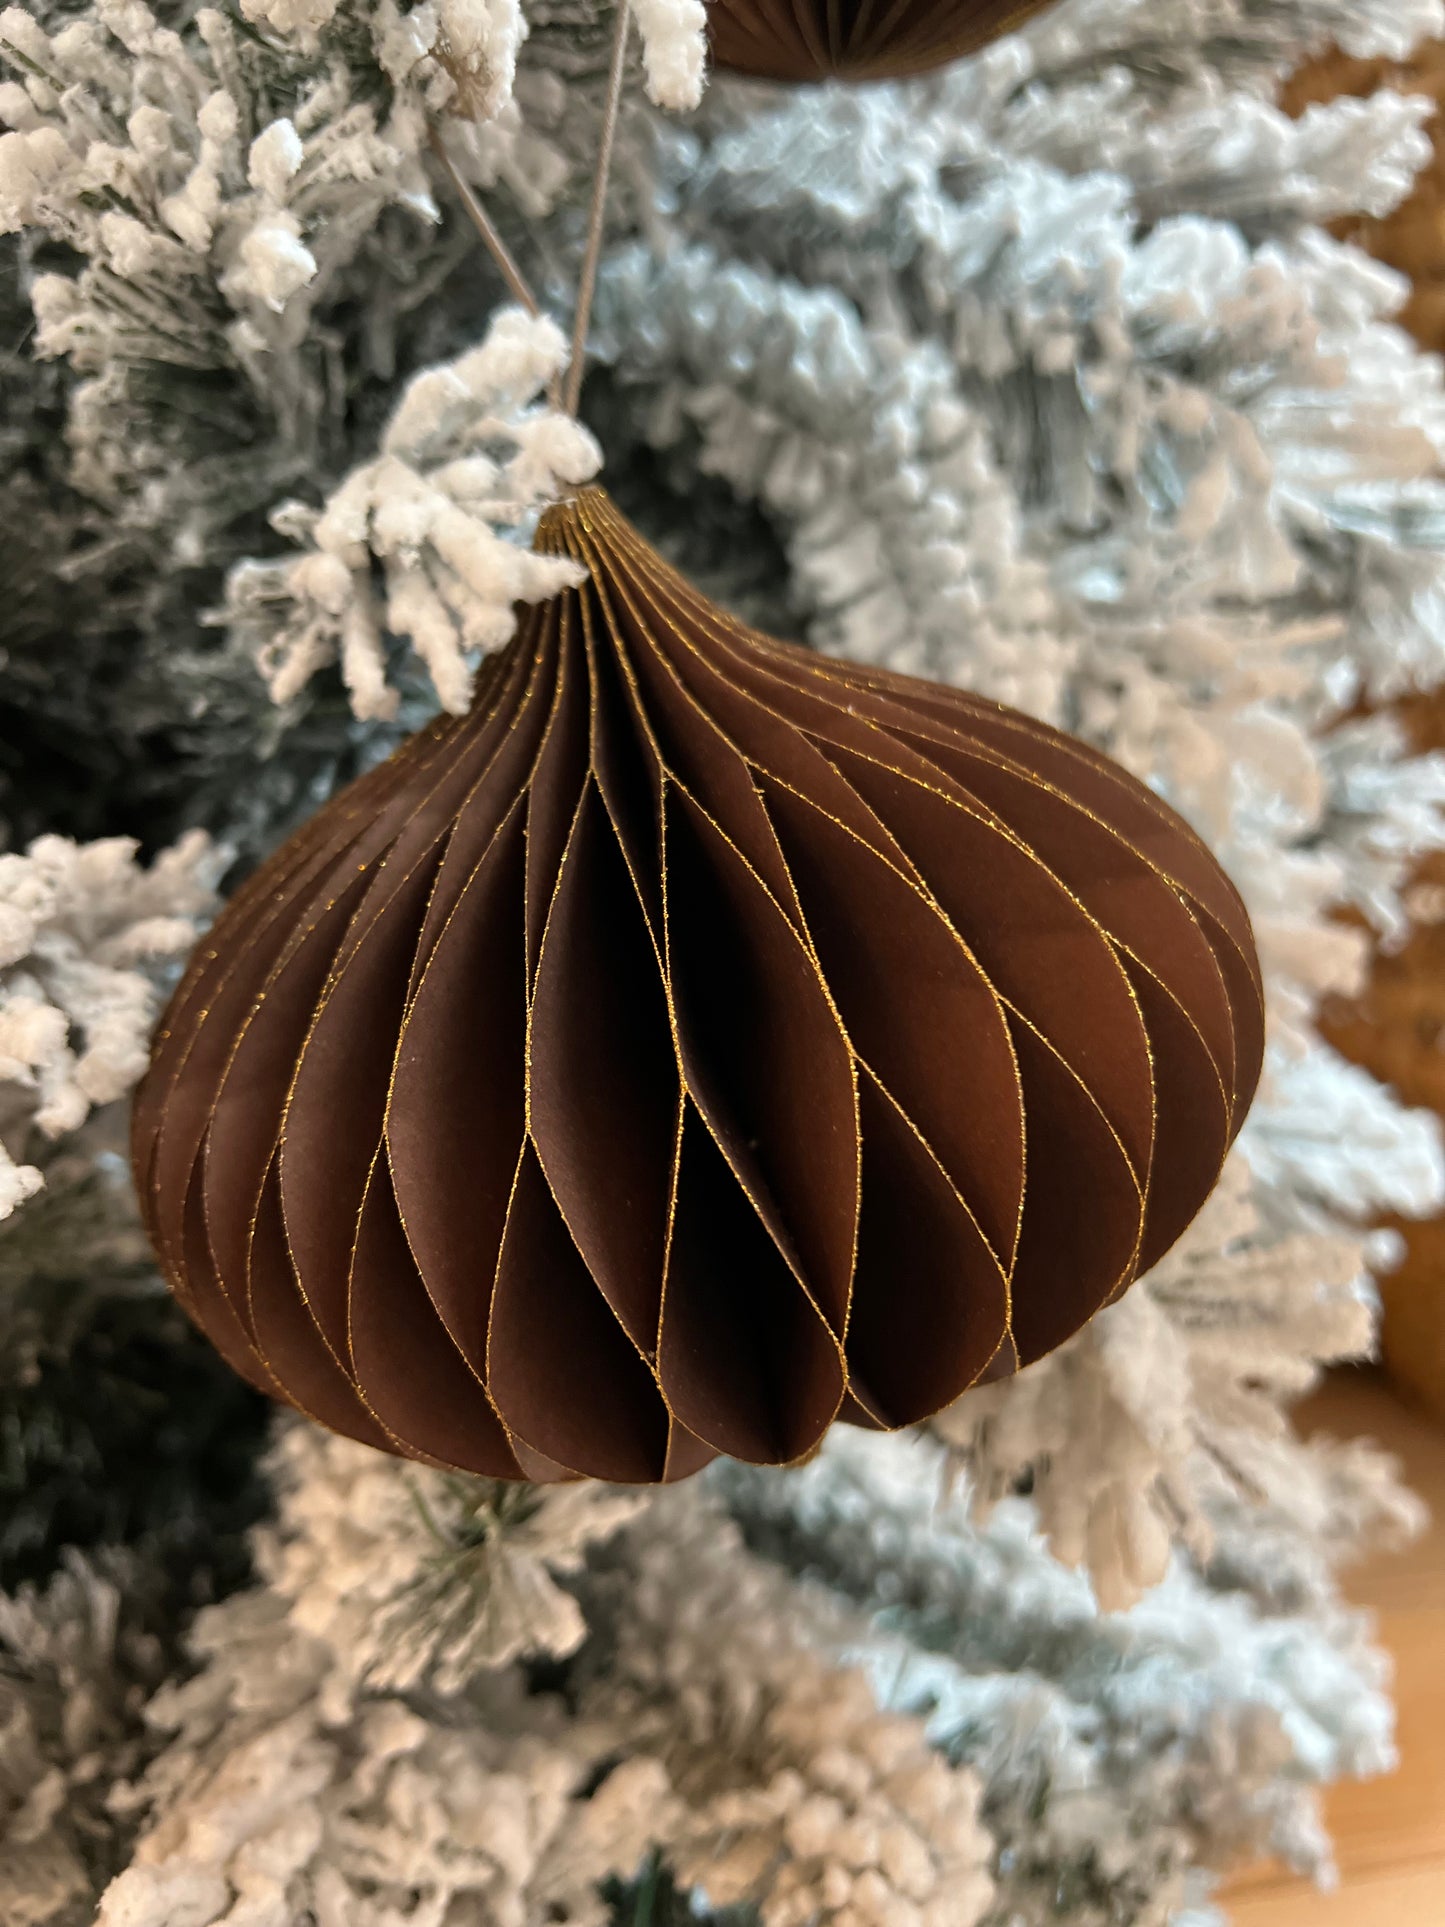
[563,0,633,416]
[427,126,544,319]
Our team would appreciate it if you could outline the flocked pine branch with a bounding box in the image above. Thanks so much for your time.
[0,834,220,1219]
[98,1465,996,1927]
[719,1428,1400,1925]
[255,1420,647,1696]
[0,1552,169,1927]
[225,305,600,718]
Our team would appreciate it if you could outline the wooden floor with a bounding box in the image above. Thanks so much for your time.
[1223,1370,1445,1926]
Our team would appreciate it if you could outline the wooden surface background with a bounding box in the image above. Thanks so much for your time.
[1224,1371,1445,1924]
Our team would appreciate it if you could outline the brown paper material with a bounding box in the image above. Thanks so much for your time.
[705,0,1059,83]
[131,487,1264,1483]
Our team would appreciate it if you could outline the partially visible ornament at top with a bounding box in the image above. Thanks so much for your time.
[705,0,1058,84]
[131,488,1263,1486]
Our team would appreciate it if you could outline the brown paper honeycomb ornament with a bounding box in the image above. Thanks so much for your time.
[705,0,1058,84]
[131,488,1263,1484]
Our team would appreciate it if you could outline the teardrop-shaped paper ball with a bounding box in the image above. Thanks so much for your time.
[132,487,1263,1486]
[706,0,1058,84]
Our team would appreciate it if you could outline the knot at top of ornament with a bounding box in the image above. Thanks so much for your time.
[705,0,1059,84]
[132,486,1262,1487]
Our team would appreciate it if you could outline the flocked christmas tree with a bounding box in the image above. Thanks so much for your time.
[4,1,1445,1922]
